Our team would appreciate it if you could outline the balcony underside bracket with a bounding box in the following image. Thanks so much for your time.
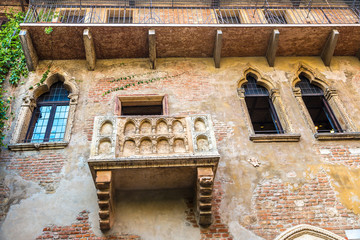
[213,30,223,68]
[321,29,339,67]
[96,170,114,231]
[83,29,96,71]
[266,29,280,67]
[197,167,214,227]
[19,29,38,71]
[149,29,156,69]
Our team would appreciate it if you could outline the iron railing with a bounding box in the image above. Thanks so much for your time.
[24,0,360,24]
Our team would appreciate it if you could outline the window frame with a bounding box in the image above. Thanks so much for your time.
[115,94,169,116]
[25,87,70,143]
[237,68,300,142]
[9,73,79,151]
[292,66,360,140]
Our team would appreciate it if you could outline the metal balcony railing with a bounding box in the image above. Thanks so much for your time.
[24,0,360,24]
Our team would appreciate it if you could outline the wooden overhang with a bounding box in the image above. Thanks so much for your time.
[20,23,360,67]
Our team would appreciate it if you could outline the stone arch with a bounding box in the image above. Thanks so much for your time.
[99,120,113,136]
[139,119,152,135]
[31,73,79,102]
[9,72,80,149]
[237,66,276,92]
[292,63,329,92]
[156,119,168,134]
[274,224,344,240]
[124,120,136,136]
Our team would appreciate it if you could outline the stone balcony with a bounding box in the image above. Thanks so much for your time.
[88,115,220,230]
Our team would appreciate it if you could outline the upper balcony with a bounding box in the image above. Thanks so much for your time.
[19,0,360,70]
[24,0,360,25]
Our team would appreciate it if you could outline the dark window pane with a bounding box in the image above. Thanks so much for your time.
[243,75,269,96]
[297,74,342,133]
[245,96,283,134]
[302,96,341,133]
[122,105,163,115]
[296,75,323,95]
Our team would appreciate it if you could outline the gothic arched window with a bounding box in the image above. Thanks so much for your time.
[242,74,284,134]
[296,74,342,133]
[25,82,70,143]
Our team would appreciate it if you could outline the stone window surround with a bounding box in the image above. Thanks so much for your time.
[274,224,344,240]
[8,73,79,151]
[237,67,301,142]
[114,94,169,116]
[292,65,360,141]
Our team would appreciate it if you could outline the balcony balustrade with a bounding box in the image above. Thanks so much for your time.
[88,115,220,230]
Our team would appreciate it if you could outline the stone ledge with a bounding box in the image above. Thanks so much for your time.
[88,154,220,171]
[8,141,68,151]
[249,133,301,142]
[315,132,360,141]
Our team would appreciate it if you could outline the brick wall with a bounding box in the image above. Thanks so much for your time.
[318,146,360,168]
[248,171,360,240]
[1,153,65,189]
[185,182,234,240]
[36,210,141,240]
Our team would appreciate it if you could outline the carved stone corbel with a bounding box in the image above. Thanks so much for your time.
[96,171,114,231]
[196,167,214,227]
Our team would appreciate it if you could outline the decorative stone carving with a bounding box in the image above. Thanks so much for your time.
[197,167,214,226]
[95,171,114,231]
[173,139,186,153]
[88,115,220,230]
[157,139,170,154]
[274,224,345,240]
[140,138,152,154]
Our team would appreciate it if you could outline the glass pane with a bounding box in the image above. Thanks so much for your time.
[245,96,282,134]
[49,106,70,142]
[37,82,70,102]
[30,106,52,143]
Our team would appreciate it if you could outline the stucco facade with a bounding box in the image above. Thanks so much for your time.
[1,56,360,239]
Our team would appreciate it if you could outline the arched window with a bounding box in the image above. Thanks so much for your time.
[242,74,284,134]
[296,74,342,133]
[25,82,70,143]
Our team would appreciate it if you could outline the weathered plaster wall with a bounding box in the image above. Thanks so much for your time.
[1,56,360,240]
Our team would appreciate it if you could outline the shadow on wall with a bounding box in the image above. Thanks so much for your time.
[107,189,201,240]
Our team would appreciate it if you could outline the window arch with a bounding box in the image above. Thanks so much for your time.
[9,73,79,150]
[242,74,284,134]
[237,68,300,142]
[292,66,360,140]
[25,82,70,143]
[295,74,342,133]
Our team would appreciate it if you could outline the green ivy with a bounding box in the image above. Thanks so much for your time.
[103,71,185,96]
[0,11,28,147]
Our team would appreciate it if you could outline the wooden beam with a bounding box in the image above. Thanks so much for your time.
[213,30,223,68]
[83,29,96,71]
[148,29,156,69]
[321,29,339,67]
[266,29,280,67]
[19,30,38,71]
